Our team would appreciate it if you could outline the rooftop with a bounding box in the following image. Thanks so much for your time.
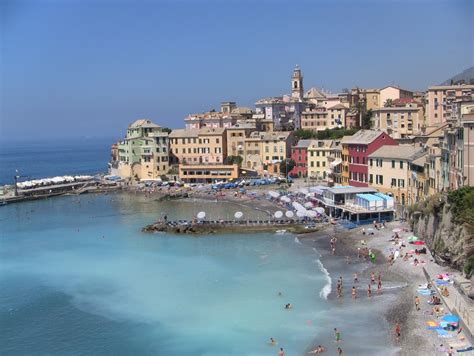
[247,131,292,141]
[292,139,313,149]
[326,186,378,195]
[369,145,422,160]
[428,84,474,91]
[129,119,161,129]
[340,129,386,145]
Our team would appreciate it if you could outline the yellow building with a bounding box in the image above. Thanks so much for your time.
[368,145,423,206]
[243,131,295,174]
[408,153,429,204]
[307,140,334,180]
[341,141,350,185]
[372,105,424,138]
[301,105,345,132]
[226,124,254,158]
[169,127,227,165]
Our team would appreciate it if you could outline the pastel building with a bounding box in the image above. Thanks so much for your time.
[169,127,227,165]
[371,103,424,138]
[185,102,253,129]
[226,124,254,158]
[379,85,413,107]
[111,119,170,181]
[341,130,398,187]
[307,140,334,180]
[426,84,474,127]
[289,139,312,178]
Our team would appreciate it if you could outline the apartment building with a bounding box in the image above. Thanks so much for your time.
[243,131,295,174]
[371,103,424,138]
[169,127,227,165]
[289,139,312,178]
[368,145,423,206]
[112,119,170,181]
[379,85,413,107]
[341,130,398,187]
[226,124,254,158]
[184,102,253,129]
[300,104,345,132]
[307,140,334,180]
[426,84,474,127]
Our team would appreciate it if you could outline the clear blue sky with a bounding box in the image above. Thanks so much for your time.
[1,0,473,141]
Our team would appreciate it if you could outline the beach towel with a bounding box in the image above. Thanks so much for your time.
[427,326,443,330]
[436,279,450,285]
[427,321,439,327]
[418,289,434,296]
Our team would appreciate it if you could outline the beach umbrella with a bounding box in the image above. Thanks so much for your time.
[392,228,403,233]
[285,211,294,218]
[305,210,318,218]
[197,211,206,220]
[413,240,425,245]
[304,202,313,208]
[234,211,243,219]
[268,191,280,199]
[314,207,325,214]
[296,210,306,218]
[274,211,283,219]
[280,196,291,203]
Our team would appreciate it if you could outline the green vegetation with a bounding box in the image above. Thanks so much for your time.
[280,159,296,175]
[224,155,243,165]
[361,109,373,129]
[447,186,474,226]
[464,255,474,278]
[383,99,394,107]
[161,127,172,134]
[294,127,358,140]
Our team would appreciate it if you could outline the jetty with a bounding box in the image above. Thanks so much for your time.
[143,219,321,235]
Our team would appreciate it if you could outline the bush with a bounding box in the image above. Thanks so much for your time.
[464,255,474,278]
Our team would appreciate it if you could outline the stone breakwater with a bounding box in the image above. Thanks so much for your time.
[142,220,320,235]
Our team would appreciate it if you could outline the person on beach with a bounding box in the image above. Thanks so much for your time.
[278,347,285,356]
[354,273,358,284]
[334,328,341,342]
[307,345,325,354]
[337,347,343,356]
[367,284,372,298]
[357,247,361,259]
[371,272,375,284]
[377,279,382,295]
[415,296,420,311]
[351,286,357,299]
[395,322,401,341]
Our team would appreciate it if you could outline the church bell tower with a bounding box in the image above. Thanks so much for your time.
[291,65,304,100]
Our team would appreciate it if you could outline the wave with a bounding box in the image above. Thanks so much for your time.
[294,237,301,244]
[315,259,331,300]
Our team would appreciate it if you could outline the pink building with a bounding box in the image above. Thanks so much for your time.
[426,84,474,127]
[289,139,312,177]
[341,130,398,187]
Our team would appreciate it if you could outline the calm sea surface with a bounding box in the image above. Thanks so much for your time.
[0,138,112,185]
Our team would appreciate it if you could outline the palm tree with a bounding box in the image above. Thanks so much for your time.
[384,99,394,107]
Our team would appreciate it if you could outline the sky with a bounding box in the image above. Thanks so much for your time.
[1,0,473,141]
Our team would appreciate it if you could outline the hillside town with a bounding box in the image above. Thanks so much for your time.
[109,66,474,217]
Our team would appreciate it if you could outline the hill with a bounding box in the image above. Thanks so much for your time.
[440,66,474,85]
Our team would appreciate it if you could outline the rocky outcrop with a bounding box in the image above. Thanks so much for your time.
[409,188,474,277]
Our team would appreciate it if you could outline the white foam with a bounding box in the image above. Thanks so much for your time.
[315,259,331,299]
[294,237,301,244]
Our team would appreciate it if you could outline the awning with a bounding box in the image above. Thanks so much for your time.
[330,159,342,167]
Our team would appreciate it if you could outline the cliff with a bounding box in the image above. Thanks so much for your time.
[409,187,474,277]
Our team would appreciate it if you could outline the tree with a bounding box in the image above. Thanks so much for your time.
[384,99,394,107]
[280,159,296,176]
[361,109,373,129]
[294,129,315,140]
[162,127,172,134]
[224,155,243,166]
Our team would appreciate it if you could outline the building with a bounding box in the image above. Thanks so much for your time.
[169,127,227,165]
[409,152,429,204]
[344,109,360,129]
[289,139,312,178]
[341,130,398,187]
[371,103,424,138]
[185,102,253,129]
[243,131,295,174]
[178,164,238,183]
[426,84,474,127]
[111,119,170,181]
[379,85,413,107]
[307,140,334,180]
[327,141,343,184]
[226,124,254,158]
[368,145,424,207]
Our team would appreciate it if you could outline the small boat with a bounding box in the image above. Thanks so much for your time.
[275,229,287,234]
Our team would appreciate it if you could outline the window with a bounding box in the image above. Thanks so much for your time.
[317,161,320,167]
[356,157,359,164]
[322,161,326,167]
[398,179,405,188]
[400,161,404,169]
[370,159,373,167]
[392,160,395,168]
[391,178,396,187]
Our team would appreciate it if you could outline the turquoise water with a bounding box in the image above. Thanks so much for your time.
[0,194,331,355]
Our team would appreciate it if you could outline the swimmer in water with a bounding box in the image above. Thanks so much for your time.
[269,337,277,346]
[308,345,325,354]
[278,347,285,356]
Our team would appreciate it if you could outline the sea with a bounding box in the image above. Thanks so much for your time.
[0,139,397,355]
